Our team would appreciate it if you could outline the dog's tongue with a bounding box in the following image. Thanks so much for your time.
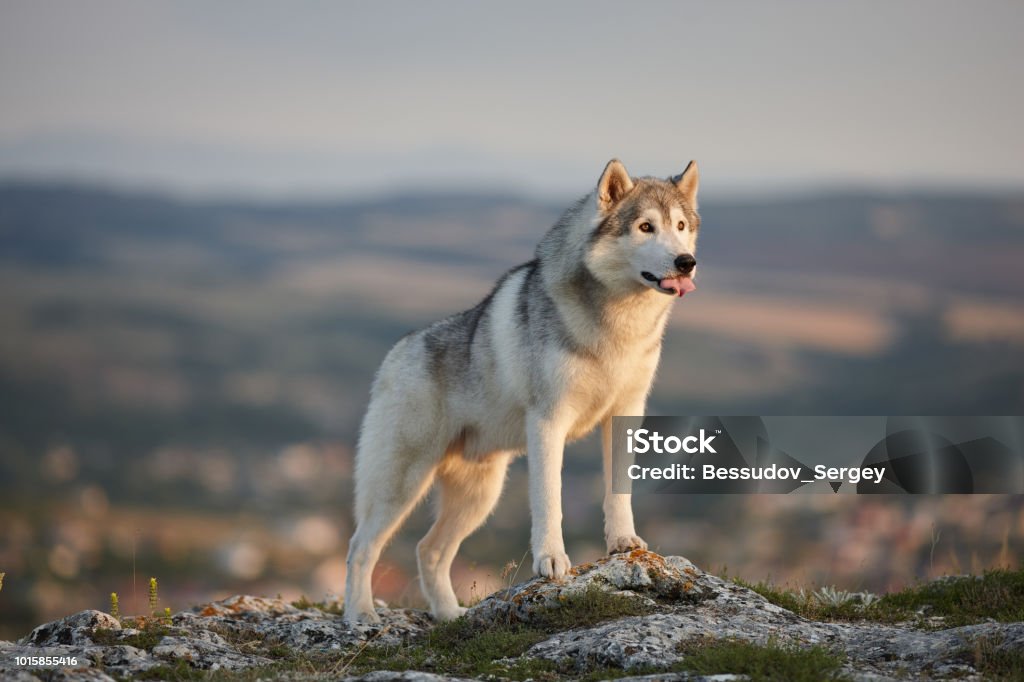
[660,276,696,298]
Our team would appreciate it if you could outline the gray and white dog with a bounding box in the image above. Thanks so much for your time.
[344,159,700,623]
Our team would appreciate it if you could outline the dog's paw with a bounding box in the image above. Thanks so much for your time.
[607,534,648,555]
[533,550,572,579]
[432,605,468,622]
[343,608,382,625]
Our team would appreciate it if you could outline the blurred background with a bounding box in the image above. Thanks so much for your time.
[1,0,1023,640]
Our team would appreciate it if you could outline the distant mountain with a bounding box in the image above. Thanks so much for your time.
[2,182,1021,294]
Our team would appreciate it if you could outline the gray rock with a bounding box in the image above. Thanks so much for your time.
[342,672,479,682]
[151,635,271,671]
[466,551,712,627]
[20,610,121,647]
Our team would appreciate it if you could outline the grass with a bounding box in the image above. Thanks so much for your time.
[340,585,654,680]
[734,578,889,622]
[960,635,1024,681]
[676,638,848,681]
[734,567,1024,627]
[880,569,1024,627]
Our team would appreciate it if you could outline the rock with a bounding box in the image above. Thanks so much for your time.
[21,610,121,647]
[151,634,270,671]
[177,596,433,651]
[1,551,1020,680]
[466,551,712,627]
[342,673,479,682]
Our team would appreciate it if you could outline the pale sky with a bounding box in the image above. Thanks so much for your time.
[1,0,1022,198]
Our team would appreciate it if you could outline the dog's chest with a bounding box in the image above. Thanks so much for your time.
[561,340,661,437]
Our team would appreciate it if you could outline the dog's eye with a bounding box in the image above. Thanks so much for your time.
[677,221,687,231]
[638,222,654,233]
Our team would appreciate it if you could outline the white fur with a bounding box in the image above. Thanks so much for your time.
[343,160,699,623]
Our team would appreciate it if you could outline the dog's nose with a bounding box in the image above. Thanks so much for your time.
[675,254,697,274]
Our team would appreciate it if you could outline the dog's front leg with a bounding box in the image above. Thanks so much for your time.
[527,411,572,578]
[601,414,648,554]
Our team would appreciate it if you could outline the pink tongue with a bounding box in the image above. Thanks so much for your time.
[659,276,696,298]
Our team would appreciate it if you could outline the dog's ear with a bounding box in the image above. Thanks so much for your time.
[673,160,699,207]
[597,159,634,212]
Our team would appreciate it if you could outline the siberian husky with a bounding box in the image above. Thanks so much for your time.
[344,159,700,623]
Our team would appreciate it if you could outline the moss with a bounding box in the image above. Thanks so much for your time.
[291,595,345,615]
[676,638,849,681]
[528,585,655,630]
[93,624,170,651]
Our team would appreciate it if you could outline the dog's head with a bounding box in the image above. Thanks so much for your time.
[587,159,700,298]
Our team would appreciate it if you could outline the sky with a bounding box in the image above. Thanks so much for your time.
[1,0,1022,199]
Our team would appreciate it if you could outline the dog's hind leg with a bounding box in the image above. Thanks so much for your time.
[344,427,442,624]
[417,451,511,621]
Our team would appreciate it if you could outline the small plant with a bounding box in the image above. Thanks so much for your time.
[810,585,880,608]
[148,577,159,616]
[857,591,880,607]
[110,592,120,620]
[813,585,857,607]
[0,571,5,593]
[164,606,172,624]
[499,549,530,602]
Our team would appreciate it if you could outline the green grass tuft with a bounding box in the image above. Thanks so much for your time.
[734,567,1024,627]
[880,569,1024,627]
[527,584,655,631]
[676,638,848,681]
[960,635,1024,681]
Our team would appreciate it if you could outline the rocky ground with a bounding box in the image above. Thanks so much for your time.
[2,551,1022,681]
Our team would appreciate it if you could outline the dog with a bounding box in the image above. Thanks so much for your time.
[343,159,700,623]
